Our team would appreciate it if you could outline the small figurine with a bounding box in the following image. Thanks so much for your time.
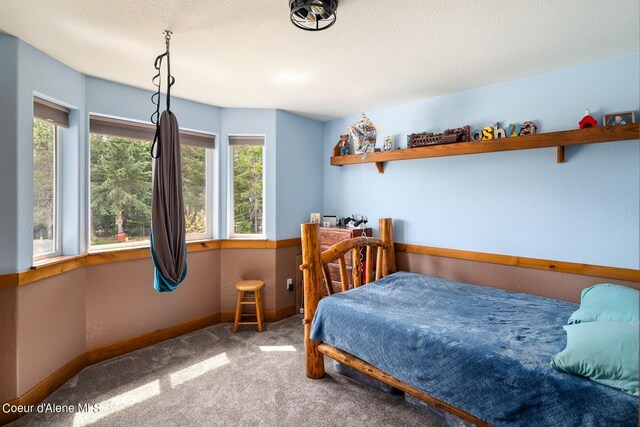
[579,109,597,129]
[343,214,368,229]
[520,121,537,136]
[339,134,350,155]
[383,136,394,151]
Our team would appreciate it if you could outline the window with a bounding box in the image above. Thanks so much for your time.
[89,116,214,250]
[33,97,68,260]
[33,119,59,259]
[229,136,265,237]
[182,144,208,238]
[89,133,152,247]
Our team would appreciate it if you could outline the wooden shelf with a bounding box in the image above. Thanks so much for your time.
[331,123,640,173]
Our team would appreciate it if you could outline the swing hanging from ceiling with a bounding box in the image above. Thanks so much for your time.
[150,30,188,292]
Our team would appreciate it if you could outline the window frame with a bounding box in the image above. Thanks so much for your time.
[32,118,62,261]
[227,134,267,239]
[87,115,215,252]
[180,140,213,242]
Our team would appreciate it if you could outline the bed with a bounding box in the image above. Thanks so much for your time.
[299,219,638,427]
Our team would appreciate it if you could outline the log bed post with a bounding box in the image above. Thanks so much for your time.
[379,218,396,274]
[300,223,326,379]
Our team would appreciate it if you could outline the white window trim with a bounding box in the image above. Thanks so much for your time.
[87,117,215,252]
[184,143,216,242]
[209,141,219,240]
[33,120,62,261]
[227,134,267,239]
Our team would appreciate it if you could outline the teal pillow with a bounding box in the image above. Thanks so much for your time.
[551,322,639,396]
[568,283,639,324]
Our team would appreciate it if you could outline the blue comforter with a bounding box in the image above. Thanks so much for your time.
[310,272,638,426]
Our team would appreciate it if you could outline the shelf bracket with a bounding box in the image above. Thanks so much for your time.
[556,146,565,164]
[375,162,385,174]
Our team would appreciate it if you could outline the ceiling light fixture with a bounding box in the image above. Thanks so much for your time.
[290,0,339,31]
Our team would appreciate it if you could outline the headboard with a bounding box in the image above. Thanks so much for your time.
[299,218,395,378]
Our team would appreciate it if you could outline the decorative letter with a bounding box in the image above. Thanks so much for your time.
[494,128,506,139]
[507,123,522,137]
[520,121,537,136]
[471,129,483,141]
[482,126,494,140]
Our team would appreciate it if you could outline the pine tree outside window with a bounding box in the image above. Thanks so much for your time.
[89,116,214,250]
[32,119,60,260]
[228,135,265,238]
[33,97,68,261]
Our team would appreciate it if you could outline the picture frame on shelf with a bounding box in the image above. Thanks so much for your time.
[603,111,635,126]
[310,213,321,224]
[322,215,337,227]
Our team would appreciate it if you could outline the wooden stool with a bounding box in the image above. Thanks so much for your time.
[233,280,265,333]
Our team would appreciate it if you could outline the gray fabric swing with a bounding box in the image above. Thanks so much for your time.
[150,31,187,292]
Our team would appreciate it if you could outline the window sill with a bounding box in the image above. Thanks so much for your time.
[88,243,151,253]
[220,237,301,249]
[0,255,89,288]
[86,240,222,265]
[31,254,85,270]
[88,237,215,254]
[227,236,267,240]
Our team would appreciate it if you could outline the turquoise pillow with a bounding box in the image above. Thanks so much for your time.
[551,322,639,396]
[568,283,639,324]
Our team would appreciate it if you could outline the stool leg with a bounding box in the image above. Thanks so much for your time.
[233,290,243,333]
[255,289,264,333]
[260,294,264,322]
[259,291,264,322]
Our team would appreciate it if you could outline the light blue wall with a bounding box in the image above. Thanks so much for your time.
[276,110,324,239]
[5,35,86,273]
[220,108,277,239]
[323,55,640,269]
[86,77,221,133]
[19,42,87,262]
[0,35,20,273]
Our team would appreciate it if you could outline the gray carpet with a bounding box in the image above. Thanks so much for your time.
[11,315,446,426]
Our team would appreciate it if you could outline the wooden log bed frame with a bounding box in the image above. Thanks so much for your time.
[299,218,490,426]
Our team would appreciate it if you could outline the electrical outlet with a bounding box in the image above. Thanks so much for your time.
[286,278,294,292]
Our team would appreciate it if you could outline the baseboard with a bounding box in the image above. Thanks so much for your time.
[220,306,296,323]
[0,353,88,425]
[85,313,221,365]
[1,312,219,425]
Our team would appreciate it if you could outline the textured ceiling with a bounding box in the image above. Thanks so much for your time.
[0,0,638,121]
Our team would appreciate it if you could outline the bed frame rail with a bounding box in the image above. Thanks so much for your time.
[317,343,490,426]
[300,218,396,379]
